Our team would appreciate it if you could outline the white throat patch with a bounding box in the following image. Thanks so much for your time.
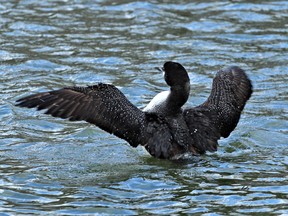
[143,91,170,112]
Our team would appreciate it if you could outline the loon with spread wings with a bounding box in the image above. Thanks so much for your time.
[16,61,252,159]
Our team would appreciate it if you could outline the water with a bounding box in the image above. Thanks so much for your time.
[1,0,287,215]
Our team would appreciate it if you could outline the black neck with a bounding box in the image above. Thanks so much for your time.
[167,83,190,113]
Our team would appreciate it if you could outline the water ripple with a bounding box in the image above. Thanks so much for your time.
[0,0,287,215]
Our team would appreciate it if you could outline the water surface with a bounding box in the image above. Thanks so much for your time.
[1,0,287,215]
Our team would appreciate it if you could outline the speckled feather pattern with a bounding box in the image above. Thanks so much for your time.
[184,66,252,154]
[199,66,253,138]
[16,63,252,159]
[16,83,147,147]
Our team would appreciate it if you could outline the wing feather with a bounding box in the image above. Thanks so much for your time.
[201,66,252,137]
[184,66,252,153]
[16,83,146,147]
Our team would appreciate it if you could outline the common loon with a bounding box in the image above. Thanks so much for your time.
[16,61,252,159]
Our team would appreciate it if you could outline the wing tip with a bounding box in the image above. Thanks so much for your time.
[218,65,253,99]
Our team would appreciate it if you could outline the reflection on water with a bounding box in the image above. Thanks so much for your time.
[1,0,287,215]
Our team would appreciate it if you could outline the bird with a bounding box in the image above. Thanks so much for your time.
[15,61,252,160]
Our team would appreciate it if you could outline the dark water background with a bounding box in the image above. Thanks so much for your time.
[1,0,287,215]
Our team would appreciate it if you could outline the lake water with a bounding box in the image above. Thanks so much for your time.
[1,0,287,215]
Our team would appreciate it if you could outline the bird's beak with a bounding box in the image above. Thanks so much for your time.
[155,67,165,77]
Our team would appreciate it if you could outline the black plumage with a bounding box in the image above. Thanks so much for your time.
[16,62,252,159]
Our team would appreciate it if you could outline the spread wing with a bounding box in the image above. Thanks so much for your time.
[184,66,252,153]
[16,83,146,147]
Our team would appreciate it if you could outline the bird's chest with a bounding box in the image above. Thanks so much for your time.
[165,115,191,148]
